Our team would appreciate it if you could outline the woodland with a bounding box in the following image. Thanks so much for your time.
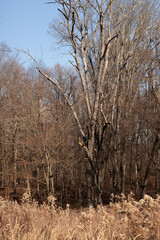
[0,0,160,208]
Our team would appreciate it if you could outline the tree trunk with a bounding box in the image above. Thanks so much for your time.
[36,167,40,204]
[23,159,32,199]
[129,147,133,192]
[95,169,103,205]
[85,160,94,207]
[141,134,160,198]
[121,157,126,194]
[155,149,160,194]
[135,162,139,198]
[155,167,160,194]
[12,143,17,189]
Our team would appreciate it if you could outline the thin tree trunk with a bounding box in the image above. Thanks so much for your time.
[155,167,160,194]
[121,157,126,194]
[23,160,32,199]
[135,162,139,198]
[129,146,133,192]
[36,167,40,204]
[155,149,160,193]
[141,134,160,198]
[13,143,17,189]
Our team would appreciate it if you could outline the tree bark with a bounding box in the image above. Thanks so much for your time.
[141,134,160,198]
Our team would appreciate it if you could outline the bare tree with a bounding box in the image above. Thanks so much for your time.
[15,0,160,206]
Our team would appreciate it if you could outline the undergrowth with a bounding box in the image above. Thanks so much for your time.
[0,193,160,240]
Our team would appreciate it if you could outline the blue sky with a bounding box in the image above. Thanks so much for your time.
[0,0,70,68]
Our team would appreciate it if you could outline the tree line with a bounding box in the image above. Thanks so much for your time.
[0,0,160,207]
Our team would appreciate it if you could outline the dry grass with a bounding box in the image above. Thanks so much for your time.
[0,193,160,240]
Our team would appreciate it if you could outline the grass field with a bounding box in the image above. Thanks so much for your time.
[0,193,160,240]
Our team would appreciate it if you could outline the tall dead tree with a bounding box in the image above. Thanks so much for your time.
[46,0,140,206]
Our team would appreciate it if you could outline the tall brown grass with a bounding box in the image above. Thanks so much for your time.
[0,193,160,240]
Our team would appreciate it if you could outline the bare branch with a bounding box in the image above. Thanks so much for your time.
[101,33,118,60]
[87,0,100,14]
[58,8,69,20]
[85,21,100,52]
[45,2,56,4]
[116,2,141,27]
[16,49,86,141]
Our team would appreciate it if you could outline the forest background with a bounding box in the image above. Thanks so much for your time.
[0,0,160,208]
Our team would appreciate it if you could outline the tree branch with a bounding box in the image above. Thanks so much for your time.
[16,49,87,144]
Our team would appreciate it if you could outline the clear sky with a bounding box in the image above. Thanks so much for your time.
[0,0,70,68]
